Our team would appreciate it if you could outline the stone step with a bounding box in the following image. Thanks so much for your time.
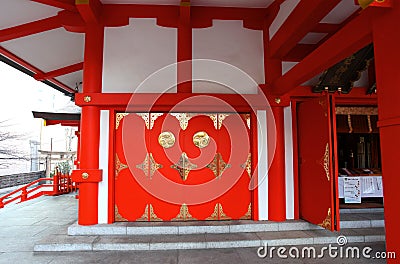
[34,227,385,252]
[68,220,323,236]
[339,213,385,229]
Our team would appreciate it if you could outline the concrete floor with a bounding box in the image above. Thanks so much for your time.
[0,194,390,264]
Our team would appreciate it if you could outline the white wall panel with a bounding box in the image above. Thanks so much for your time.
[98,110,110,224]
[257,110,268,220]
[193,20,264,94]
[284,106,294,220]
[102,18,177,93]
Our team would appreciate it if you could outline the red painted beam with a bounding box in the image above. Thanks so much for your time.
[31,0,76,12]
[0,46,76,94]
[76,0,103,24]
[283,44,317,62]
[0,16,61,43]
[312,23,341,33]
[270,7,385,96]
[269,0,341,59]
[35,62,84,81]
[177,1,192,93]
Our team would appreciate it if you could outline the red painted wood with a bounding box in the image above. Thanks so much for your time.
[78,24,104,225]
[372,5,400,260]
[297,95,336,231]
[271,7,385,95]
[0,47,75,94]
[35,62,83,81]
[250,112,259,220]
[267,106,286,221]
[31,0,76,12]
[330,96,340,230]
[76,0,103,24]
[269,0,341,59]
[177,3,192,93]
[0,16,61,43]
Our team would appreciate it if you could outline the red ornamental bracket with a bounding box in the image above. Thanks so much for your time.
[355,0,393,9]
[71,169,102,183]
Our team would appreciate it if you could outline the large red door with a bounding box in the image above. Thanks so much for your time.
[114,112,251,222]
[297,95,339,231]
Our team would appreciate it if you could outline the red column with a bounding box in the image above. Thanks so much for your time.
[77,24,104,225]
[372,5,400,261]
[177,1,192,93]
[263,23,286,221]
[267,105,286,221]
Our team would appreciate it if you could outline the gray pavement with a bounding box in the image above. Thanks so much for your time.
[0,194,390,263]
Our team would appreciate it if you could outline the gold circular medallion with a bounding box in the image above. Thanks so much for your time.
[193,131,210,148]
[158,131,176,148]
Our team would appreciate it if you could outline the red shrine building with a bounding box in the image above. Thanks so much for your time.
[1,0,399,261]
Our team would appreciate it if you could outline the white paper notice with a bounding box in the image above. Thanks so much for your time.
[344,177,361,203]
[363,177,375,194]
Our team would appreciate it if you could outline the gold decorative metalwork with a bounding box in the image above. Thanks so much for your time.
[136,204,149,221]
[274,98,281,104]
[83,95,91,103]
[240,153,252,178]
[240,203,252,220]
[172,204,196,221]
[244,114,251,129]
[81,172,89,180]
[206,203,219,220]
[335,106,378,115]
[115,113,129,130]
[367,115,372,133]
[115,205,127,222]
[217,113,229,129]
[149,204,162,221]
[219,203,231,220]
[136,153,163,179]
[136,113,163,130]
[171,113,193,130]
[171,152,197,181]
[318,208,332,230]
[115,154,128,179]
[193,131,210,148]
[321,143,330,181]
[206,153,231,179]
[158,131,176,148]
[347,114,353,133]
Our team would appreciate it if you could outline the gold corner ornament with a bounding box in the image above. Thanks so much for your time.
[115,205,128,222]
[240,153,252,179]
[158,131,176,148]
[137,113,163,130]
[136,204,149,221]
[206,203,231,220]
[206,153,231,179]
[318,208,332,230]
[149,204,162,221]
[193,131,210,148]
[244,114,251,129]
[172,204,196,221]
[171,152,197,181]
[115,154,128,178]
[171,113,193,130]
[240,203,252,220]
[115,113,129,130]
[136,153,163,179]
[322,143,330,181]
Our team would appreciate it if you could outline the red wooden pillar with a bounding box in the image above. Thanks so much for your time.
[73,24,104,225]
[372,5,400,261]
[263,21,286,221]
[267,104,286,221]
[177,1,192,93]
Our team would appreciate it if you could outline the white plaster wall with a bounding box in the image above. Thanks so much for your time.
[193,20,264,94]
[102,18,177,93]
[257,110,268,220]
[284,106,294,220]
[98,110,110,224]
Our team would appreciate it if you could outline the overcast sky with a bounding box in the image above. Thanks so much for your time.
[0,61,78,175]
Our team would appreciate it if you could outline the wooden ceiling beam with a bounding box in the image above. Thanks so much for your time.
[269,0,341,59]
[270,7,385,96]
[0,16,61,43]
[76,0,103,24]
[35,62,84,81]
[30,0,76,12]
